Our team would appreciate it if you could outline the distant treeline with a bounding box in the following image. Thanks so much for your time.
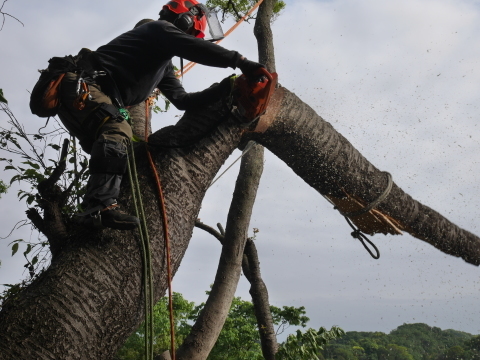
[320,323,480,360]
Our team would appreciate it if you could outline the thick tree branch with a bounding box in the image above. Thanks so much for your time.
[176,142,264,360]
[243,237,278,358]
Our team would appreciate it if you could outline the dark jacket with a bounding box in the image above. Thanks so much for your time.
[94,20,241,108]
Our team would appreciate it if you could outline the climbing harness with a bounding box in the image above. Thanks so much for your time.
[323,171,393,260]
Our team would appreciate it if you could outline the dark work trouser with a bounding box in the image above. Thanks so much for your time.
[57,72,133,210]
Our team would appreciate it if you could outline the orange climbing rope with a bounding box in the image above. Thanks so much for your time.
[176,0,264,77]
[144,101,177,360]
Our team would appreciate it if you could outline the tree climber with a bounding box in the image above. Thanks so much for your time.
[55,0,264,230]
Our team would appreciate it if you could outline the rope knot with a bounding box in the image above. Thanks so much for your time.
[351,230,362,239]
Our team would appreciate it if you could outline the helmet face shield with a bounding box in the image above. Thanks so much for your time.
[204,9,224,42]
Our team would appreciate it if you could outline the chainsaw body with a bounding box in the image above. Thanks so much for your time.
[232,67,278,124]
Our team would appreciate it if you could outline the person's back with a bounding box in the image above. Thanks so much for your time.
[94,20,241,106]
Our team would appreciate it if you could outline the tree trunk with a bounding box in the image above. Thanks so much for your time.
[0,103,243,360]
[1,83,479,358]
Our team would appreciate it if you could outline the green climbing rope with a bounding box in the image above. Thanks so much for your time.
[127,142,155,360]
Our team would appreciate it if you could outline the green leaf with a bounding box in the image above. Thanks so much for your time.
[11,243,19,256]
[10,175,22,184]
[22,161,40,170]
[0,89,7,104]
[24,244,32,256]
[32,256,38,266]
[48,144,61,151]
[4,165,16,171]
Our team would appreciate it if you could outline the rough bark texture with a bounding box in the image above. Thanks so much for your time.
[176,142,264,360]
[254,0,276,72]
[0,102,243,360]
[242,238,278,359]
[248,87,480,266]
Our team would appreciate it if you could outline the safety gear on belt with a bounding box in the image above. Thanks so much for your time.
[236,57,266,79]
[160,0,208,38]
[85,103,126,135]
[30,56,79,118]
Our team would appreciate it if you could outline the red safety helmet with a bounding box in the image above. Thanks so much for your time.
[161,0,208,38]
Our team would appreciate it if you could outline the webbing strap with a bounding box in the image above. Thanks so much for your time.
[339,172,393,218]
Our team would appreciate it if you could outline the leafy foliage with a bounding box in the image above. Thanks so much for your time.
[0,101,89,276]
[206,0,286,22]
[0,88,7,104]
[116,292,332,360]
[277,326,346,360]
[321,323,478,360]
[0,178,8,197]
[116,293,196,360]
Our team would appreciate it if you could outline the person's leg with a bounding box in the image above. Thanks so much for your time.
[79,118,139,230]
[83,118,132,210]
[57,72,139,230]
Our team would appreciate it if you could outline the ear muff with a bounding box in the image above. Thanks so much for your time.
[173,11,194,33]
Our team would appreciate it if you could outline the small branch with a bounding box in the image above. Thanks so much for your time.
[195,219,224,244]
[60,162,87,206]
[0,0,24,31]
[216,222,225,236]
[25,208,46,235]
[227,0,243,21]
[38,139,69,195]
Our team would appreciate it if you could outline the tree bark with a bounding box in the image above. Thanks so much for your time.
[242,237,278,359]
[176,142,264,360]
[0,103,243,360]
[1,85,479,359]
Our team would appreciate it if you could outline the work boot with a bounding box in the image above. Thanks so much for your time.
[76,204,139,230]
[100,204,140,230]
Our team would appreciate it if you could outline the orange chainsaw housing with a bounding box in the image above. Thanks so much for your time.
[232,67,278,123]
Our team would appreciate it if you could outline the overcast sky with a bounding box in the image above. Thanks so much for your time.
[1,0,479,336]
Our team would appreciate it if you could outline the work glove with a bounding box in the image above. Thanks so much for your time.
[218,74,238,96]
[236,57,265,79]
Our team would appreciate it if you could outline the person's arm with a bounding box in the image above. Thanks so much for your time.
[158,62,233,111]
[158,21,263,76]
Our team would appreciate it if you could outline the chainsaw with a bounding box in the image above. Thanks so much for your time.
[231,67,278,124]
